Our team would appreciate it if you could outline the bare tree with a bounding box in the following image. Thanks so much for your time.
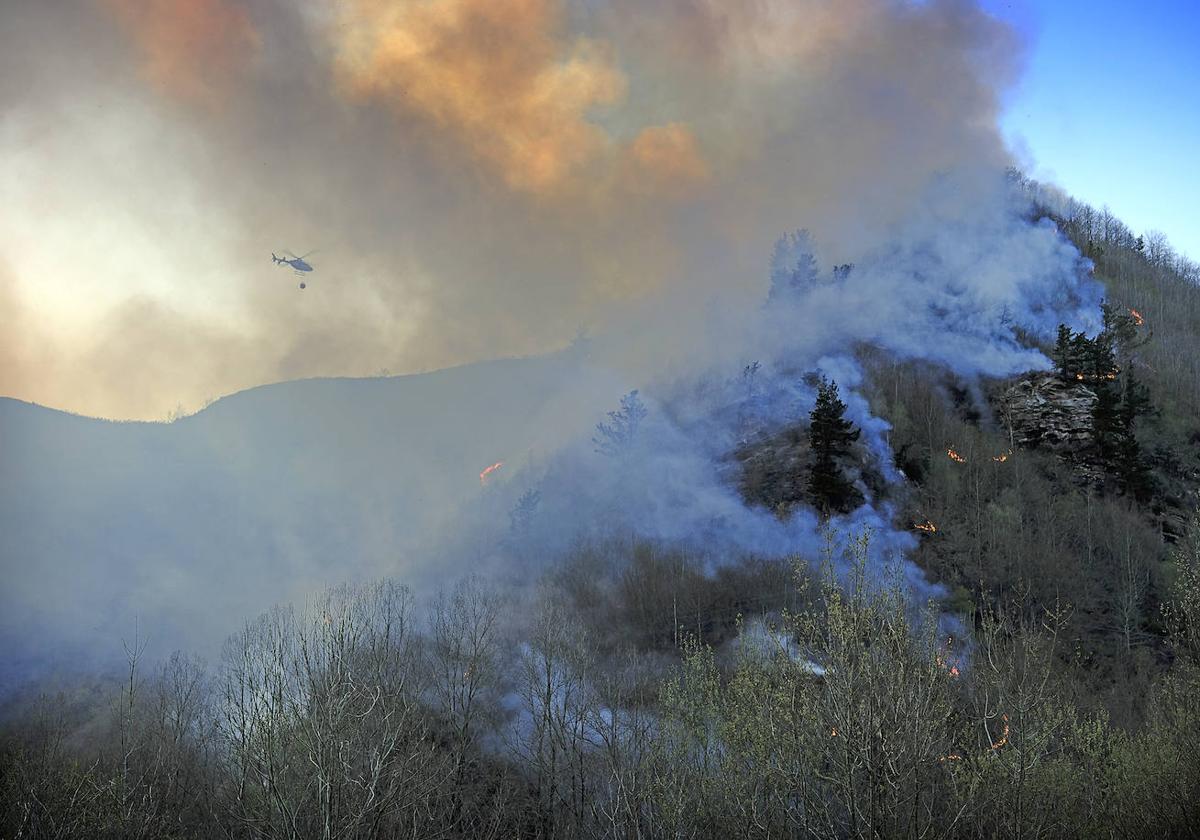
[216,581,450,839]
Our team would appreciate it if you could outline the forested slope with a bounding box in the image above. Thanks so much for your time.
[3,189,1199,839]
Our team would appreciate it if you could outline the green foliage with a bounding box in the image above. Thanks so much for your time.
[1051,302,1153,497]
[646,534,966,839]
[1164,510,1200,664]
[5,536,1200,839]
[807,376,862,514]
[861,356,1167,707]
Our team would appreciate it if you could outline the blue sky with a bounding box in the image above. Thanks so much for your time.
[990,0,1199,262]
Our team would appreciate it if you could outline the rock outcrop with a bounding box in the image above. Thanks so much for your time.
[998,371,1098,457]
[995,371,1109,487]
[733,424,884,516]
[734,426,814,516]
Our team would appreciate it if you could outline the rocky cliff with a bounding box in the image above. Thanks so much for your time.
[997,370,1198,541]
[997,371,1098,458]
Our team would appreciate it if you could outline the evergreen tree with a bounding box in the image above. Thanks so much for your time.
[1092,377,1123,467]
[767,230,820,302]
[1115,371,1154,499]
[807,377,861,514]
[1101,300,1140,353]
[1056,309,1154,495]
[509,488,541,534]
[593,390,649,457]
[1054,324,1074,378]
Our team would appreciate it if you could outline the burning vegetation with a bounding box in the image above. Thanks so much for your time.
[990,714,1011,751]
[479,461,504,485]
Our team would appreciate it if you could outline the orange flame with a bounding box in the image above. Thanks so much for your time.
[935,654,960,677]
[830,727,839,737]
[479,461,504,485]
[990,714,1010,750]
[914,520,938,533]
[1129,308,1145,327]
[936,637,960,677]
[1075,371,1118,382]
[939,752,963,763]
[992,450,1012,463]
[947,447,966,464]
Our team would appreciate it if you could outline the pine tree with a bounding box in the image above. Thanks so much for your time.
[1053,324,1074,378]
[593,390,649,457]
[767,230,820,302]
[1101,300,1139,353]
[1115,371,1154,499]
[509,488,542,534]
[807,377,861,514]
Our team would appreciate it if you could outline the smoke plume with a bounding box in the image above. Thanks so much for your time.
[4,0,1021,420]
[0,0,1107,683]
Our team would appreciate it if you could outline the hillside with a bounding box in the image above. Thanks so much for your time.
[2,190,1199,838]
[0,352,617,682]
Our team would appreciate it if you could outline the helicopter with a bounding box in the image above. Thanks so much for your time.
[272,250,316,289]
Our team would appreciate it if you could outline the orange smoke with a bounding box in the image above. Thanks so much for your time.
[331,0,712,197]
[947,447,966,464]
[621,123,710,197]
[101,0,260,108]
[333,0,626,194]
[479,461,504,485]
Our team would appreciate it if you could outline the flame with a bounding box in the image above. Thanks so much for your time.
[1129,308,1145,326]
[939,752,963,763]
[914,519,938,533]
[992,449,1012,463]
[947,447,966,464]
[830,727,838,737]
[936,637,960,677]
[990,714,1010,750]
[935,653,960,676]
[479,461,504,485]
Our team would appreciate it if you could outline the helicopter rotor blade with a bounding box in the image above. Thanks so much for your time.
[296,249,318,260]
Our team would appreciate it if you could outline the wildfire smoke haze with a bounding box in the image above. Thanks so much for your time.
[0,0,1115,684]
[6,0,1198,834]
[1,0,1025,421]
